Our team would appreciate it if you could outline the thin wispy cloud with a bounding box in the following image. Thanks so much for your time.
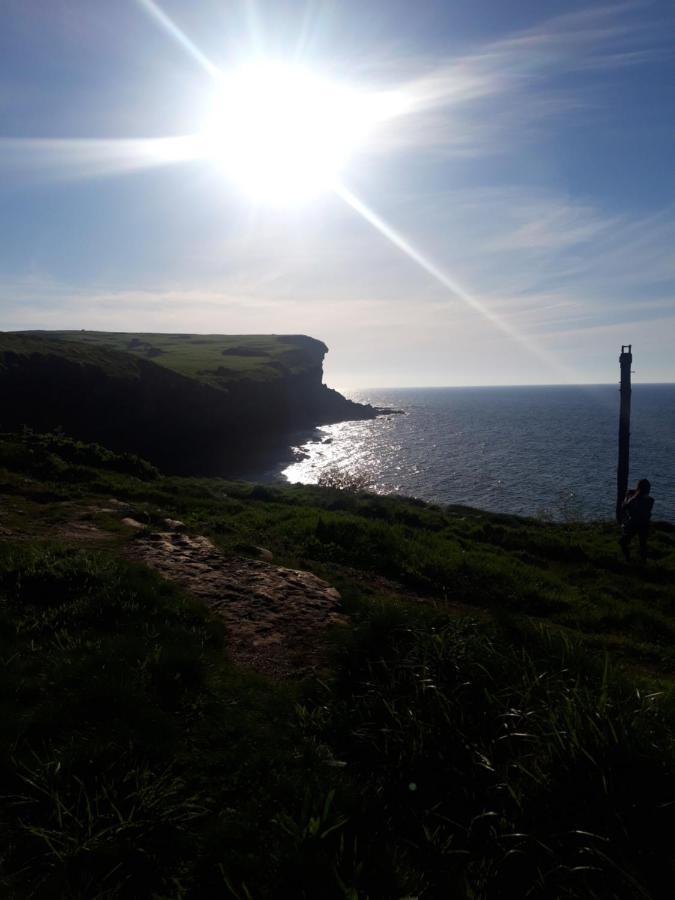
[379,3,666,154]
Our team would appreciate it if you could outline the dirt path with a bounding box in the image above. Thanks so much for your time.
[4,496,472,678]
[126,526,346,678]
[2,497,347,677]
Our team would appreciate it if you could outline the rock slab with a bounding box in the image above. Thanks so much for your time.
[127,531,345,677]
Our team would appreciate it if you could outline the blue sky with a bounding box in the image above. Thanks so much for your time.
[1,0,673,387]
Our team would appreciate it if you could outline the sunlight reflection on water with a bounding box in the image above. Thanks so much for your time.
[281,386,675,522]
[283,418,408,494]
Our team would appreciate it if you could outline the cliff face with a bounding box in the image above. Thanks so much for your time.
[0,332,375,473]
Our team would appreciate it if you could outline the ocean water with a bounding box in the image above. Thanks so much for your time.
[280,385,675,522]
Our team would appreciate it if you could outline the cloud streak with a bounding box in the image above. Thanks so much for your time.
[375,3,666,155]
[0,136,203,186]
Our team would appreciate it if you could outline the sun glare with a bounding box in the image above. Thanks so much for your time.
[202,62,383,205]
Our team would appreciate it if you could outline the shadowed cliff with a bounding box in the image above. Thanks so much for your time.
[0,331,377,473]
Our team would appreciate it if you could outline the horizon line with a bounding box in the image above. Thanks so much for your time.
[340,381,675,391]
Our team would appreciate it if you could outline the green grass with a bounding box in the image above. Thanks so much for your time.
[13,330,328,388]
[0,430,160,482]
[0,543,309,898]
[2,543,673,898]
[0,332,144,380]
[3,429,675,672]
[2,429,675,897]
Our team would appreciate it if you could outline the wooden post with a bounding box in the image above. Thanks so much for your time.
[616,344,632,523]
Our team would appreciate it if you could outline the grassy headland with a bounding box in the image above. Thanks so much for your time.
[23,330,329,388]
[0,331,375,474]
[1,428,674,897]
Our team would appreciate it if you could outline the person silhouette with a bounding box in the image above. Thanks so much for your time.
[619,478,654,562]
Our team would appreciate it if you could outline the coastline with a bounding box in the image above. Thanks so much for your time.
[263,385,675,523]
[225,406,402,482]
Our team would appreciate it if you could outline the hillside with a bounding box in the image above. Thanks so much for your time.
[0,331,377,474]
[1,428,675,897]
[27,330,331,388]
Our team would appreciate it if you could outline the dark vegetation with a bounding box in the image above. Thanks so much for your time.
[0,332,376,474]
[1,429,675,898]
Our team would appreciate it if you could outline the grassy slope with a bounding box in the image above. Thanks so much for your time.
[1,430,675,898]
[0,332,144,380]
[19,330,328,388]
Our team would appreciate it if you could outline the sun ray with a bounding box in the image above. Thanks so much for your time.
[137,0,223,80]
[0,136,203,184]
[243,0,265,57]
[334,182,572,377]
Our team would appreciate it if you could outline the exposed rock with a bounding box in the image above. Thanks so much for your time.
[126,532,345,677]
[255,546,274,561]
[162,518,186,531]
[121,517,144,529]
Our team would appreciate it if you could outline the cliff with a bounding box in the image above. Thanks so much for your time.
[0,331,376,473]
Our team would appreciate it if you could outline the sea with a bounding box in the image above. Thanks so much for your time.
[274,385,675,523]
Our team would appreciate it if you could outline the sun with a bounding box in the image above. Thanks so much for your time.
[201,62,379,205]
